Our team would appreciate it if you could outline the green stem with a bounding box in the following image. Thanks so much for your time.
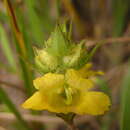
[56,113,79,130]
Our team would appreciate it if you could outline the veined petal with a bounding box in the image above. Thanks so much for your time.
[22,92,48,110]
[75,91,111,115]
[66,69,94,91]
[33,73,64,90]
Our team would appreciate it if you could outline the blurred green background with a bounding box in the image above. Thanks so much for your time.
[0,0,130,130]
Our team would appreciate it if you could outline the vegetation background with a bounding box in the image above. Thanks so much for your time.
[0,0,130,130]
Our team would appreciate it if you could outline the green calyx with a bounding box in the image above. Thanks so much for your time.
[34,23,88,74]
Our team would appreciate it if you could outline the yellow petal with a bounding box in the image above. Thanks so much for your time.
[22,91,67,113]
[75,91,111,115]
[22,92,48,110]
[32,73,69,113]
[83,70,104,78]
[78,63,92,77]
[78,63,104,78]
[66,69,94,91]
[33,73,64,90]
[33,76,45,89]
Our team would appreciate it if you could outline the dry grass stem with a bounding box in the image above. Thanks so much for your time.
[86,37,130,47]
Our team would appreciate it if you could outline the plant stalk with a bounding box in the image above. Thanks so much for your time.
[69,122,79,130]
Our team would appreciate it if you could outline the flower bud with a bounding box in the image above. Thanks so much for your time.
[35,50,58,73]
[63,43,83,68]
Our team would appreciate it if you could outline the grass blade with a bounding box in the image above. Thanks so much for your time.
[113,0,128,36]
[4,0,34,96]
[15,8,34,62]
[120,65,130,130]
[38,0,54,33]
[0,23,16,71]
[96,78,112,130]
[0,86,30,130]
[0,61,15,73]
[4,0,26,57]
[96,78,111,95]
[24,0,44,46]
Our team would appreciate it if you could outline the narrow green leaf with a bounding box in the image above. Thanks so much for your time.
[113,0,128,36]
[15,8,34,62]
[0,61,15,73]
[120,65,130,130]
[4,0,27,57]
[0,86,30,130]
[96,78,111,96]
[56,0,61,17]
[0,11,8,22]
[24,0,44,46]
[38,0,54,32]
[86,41,104,62]
[4,0,34,96]
[68,21,73,40]
[96,79,112,130]
[78,41,104,68]
[0,23,16,71]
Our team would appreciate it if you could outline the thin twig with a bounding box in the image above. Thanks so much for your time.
[0,113,100,129]
[0,112,64,124]
[86,37,130,47]
[0,80,25,92]
[0,112,96,124]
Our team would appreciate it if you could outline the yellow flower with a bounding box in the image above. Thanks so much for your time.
[22,64,110,115]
